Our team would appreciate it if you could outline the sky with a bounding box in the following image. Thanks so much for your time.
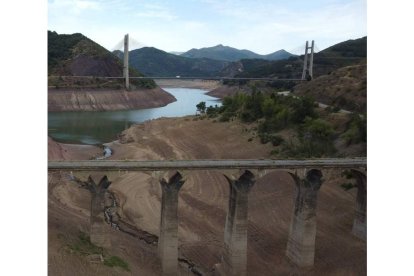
[48,0,367,55]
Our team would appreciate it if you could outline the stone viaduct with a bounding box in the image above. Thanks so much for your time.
[49,158,367,276]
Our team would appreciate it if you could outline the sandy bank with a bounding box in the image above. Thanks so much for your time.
[48,137,102,160]
[155,79,221,90]
[48,87,176,112]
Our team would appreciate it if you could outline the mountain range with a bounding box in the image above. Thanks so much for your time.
[113,44,296,77]
[181,44,295,61]
[48,30,366,90]
[227,37,367,80]
[113,47,229,77]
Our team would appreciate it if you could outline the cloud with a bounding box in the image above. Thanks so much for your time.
[198,0,366,53]
[48,0,366,54]
[48,0,103,16]
[134,3,177,21]
[74,0,100,10]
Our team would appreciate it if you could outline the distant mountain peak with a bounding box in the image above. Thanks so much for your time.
[181,45,295,62]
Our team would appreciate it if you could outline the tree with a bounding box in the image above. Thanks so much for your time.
[196,101,206,114]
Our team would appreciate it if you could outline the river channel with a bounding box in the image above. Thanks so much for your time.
[48,88,221,145]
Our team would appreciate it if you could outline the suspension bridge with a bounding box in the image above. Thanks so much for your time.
[120,34,315,90]
[52,34,317,90]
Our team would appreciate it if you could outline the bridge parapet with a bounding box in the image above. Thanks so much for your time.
[48,158,366,171]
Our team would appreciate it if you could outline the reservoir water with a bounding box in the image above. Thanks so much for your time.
[48,88,221,145]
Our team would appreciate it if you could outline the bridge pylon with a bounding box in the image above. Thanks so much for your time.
[123,34,130,90]
[301,40,314,81]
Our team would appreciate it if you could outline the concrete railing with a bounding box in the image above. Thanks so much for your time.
[48,158,366,171]
[48,158,367,276]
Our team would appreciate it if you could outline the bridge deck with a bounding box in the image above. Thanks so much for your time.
[52,75,304,81]
[48,158,366,171]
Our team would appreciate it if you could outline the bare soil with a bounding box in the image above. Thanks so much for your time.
[156,79,221,90]
[48,87,176,112]
[48,117,366,275]
[207,85,244,99]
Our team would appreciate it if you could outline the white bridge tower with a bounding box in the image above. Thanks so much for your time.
[123,34,130,90]
[302,40,314,81]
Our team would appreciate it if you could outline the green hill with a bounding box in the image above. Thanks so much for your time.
[48,31,155,89]
[224,37,367,80]
[181,44,295,61]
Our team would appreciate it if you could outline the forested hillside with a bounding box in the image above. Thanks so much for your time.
[48,31,155,89]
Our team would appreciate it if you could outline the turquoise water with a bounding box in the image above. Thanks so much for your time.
[48,88,221,145]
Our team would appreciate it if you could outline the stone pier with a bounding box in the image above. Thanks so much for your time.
[85,175,112,248]
[158,172,185,276]
[350,169,367,241]
[286,169,323,267]
[217,170,256,276]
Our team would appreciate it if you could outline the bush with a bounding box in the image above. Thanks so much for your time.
[342,114,367,145]
[259,133,284,146]
[68,232,103,256]
[206,105,219,118]
[340,182,357,191]
[332,106,341,113]
[104,256,130,271]
[219,112,232,122]
[291,96,318,123]
[196,101,206,114]
[295,118,336,157]
[270,135,284,146]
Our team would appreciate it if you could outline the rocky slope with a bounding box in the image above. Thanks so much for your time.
[294,63,367,113]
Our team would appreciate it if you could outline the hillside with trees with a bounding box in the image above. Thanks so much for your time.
[211,37,367,112]
[198,90,366,158]
[293,63,367,113]
[113,47,229,77]
[221,37,367,80]
[48,31,155,89]
[201,37,367,157]
[181,44,295,61]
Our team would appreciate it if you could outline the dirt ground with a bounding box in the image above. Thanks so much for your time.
[48,87,176,112]
[48,116,366,275]
[156,79,221,90]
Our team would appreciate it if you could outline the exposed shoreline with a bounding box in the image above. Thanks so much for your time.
[48,87,176,112]
[155,79,221,90]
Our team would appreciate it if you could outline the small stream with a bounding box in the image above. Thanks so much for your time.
[96,146,112,160]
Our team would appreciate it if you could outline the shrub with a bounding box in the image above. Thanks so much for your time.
[219,112,232,122]
[296,118,336,157]
[332,106,341,113]
[104,256,130,271]
[342,114,367,145]
[270,135,284,146]
[291,96,318,123]
[196,101,206,114]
